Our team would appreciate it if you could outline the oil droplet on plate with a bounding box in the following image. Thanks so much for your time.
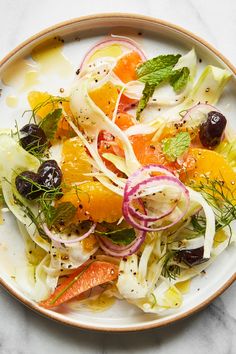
[1,59,37,89]
[213,229,227,248]
[89,44,122,63]
[85,293,116,312]
[175,279,191,294]
[31,37,73,77]
[21,71,40,91]
[6,95,18,108]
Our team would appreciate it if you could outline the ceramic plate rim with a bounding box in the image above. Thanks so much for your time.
[0,13,235,332]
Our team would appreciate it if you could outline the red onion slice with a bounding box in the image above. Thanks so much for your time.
[181,103,221,127]
[96,199,147,257]
[79,37,147,74]
[124,164,174,194]
[97,228,146,257]
[123,172,190,232]
[43,223,97,245]
[128,197,177,222]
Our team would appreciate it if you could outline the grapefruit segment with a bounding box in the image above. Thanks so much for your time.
[40,261,118,308]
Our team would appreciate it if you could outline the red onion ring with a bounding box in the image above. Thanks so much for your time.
[43,223,97,245]
[97,228,146,257]
[128,196,177,222]
[123,170,190,232]
[96,199,147,257]
[124,164,174,194]
[181,103,221,124]
[79,37,147,73]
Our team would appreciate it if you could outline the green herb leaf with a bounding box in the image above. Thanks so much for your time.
[96,228,136,246]
[170,67,190,93]
[39,109,62,140]
[47,202,77,228]
[136,54,181,82]
[136,84,155,120]
[136,54,190,119]
[162,132,191,161]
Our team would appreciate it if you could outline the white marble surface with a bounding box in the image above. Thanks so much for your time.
[0,0,236,353]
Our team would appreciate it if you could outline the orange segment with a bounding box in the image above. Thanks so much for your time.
[89,82,118,118]
[61,137,92,185]
[28,91,74,139]
[113,51,143,83]
[115,112,134,130]
[58,181,123,223]
[40,261,118,308]
[188,148,236,195]
[28,91,53,118]
[131,134,167,166]
[130,134,195,178]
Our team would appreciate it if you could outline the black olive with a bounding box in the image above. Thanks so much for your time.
[20,124,47,153]
[38,160,62,189]
[199,111,227,148]
[177,247,208,266]
[15,171,42,200]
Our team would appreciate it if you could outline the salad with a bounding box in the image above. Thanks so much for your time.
[0,36,235,314]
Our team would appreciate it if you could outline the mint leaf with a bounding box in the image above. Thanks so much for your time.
[136,83,155,120]
[170,67,190,93]
[162,132,191,161]
[47,202,77,228]
[136,54,190,119]
[40,108,62,140]
[96,228,136,246]
[136,54,181,80]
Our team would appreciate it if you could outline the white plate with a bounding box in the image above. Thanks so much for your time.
[0,14,235,332]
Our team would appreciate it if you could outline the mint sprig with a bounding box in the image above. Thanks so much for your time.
[136,54,190,119]
[162,132,191,161]
[170,67,190,93]
[96,228,136,246]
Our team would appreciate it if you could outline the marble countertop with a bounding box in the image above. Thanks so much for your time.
[0,0,236,353]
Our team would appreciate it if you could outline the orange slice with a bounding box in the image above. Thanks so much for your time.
[28,91,74,139]
[61,137,93,185]
[188,148,236,195]
[89,82,118,118]
[58,181,123,223]
[113,51,142,83]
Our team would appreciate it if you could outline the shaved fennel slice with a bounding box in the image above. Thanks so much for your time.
[102,153,129,175]
[118,254,149,299]
[190,65,231,104]
[0,136,50,251]
[94,174,124,196]
[173,48,197,78]
[164,65,232,122]
[0,135,39,222]
[70,77,140,175]
[187,188,215,258]
[171,236,205,251]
